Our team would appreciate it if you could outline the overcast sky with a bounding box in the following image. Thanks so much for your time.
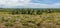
[0,0,60,8]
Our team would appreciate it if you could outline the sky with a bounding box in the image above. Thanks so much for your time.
[0,0,60,8]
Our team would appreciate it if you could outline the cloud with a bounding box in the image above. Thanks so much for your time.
[0,0,60,8]
[26,3,60,8]
[0,0,30,6]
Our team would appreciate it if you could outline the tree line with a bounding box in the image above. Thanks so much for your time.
[11,8,56,15]
[0,8,60,15]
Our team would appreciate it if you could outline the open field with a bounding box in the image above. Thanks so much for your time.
[0,8,60,28]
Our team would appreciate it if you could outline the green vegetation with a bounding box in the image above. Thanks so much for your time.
[0,8,60,14]
[0,8,60,28]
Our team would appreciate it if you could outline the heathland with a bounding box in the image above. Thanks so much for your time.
[0,8,60,28]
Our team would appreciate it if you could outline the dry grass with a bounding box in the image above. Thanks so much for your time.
[0,13,60,28]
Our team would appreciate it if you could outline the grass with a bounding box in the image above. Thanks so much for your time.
[0,13,60,28]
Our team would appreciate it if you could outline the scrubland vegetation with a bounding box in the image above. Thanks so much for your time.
[0,8,60,28]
